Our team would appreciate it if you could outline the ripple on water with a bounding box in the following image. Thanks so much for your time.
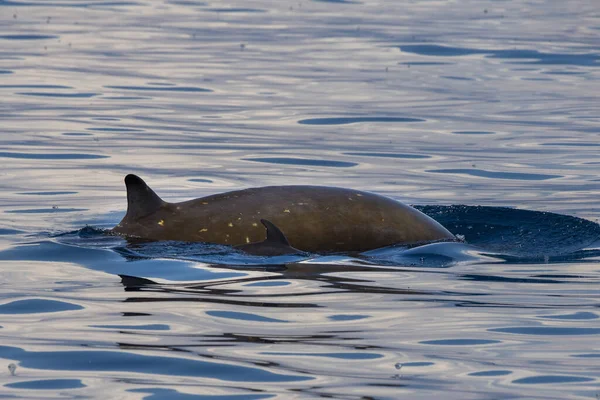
[129,388,273,400]
[262,352,383,360]
[105,85,212,92]
[188,178,214,183]
[0,346,311,382]
[539,311,598,320]
[312,0,361,4]
[18,191,78,196]
[0,299,83,314]
[89,324,170,330]
[426,168,562,180]
[420,339,501,346]
[206,7,266,12]
[86,127,145,132]
[452,131,495,135]
[399,44,600,67]
[298,116,425,125]
[17,92,98,98]
[469,370,512,377]
[4,379,86,390]
[490,327,600,335]
[243,157,358,168]
[0,152,108,160]
[328,314,368,321]
[0,34,59,40]
[206,310,287,323]
[512,375,594,384]
[5,208,88,214]
[244,281,290,287]
[0,85,73,89]
[344,152,431,159]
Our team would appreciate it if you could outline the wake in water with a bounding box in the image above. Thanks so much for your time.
[50,205,600,268]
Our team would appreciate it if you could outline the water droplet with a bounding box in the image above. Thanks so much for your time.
[395,362,402,370]
[8,363,16,376]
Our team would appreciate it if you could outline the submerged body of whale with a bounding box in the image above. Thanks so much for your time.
[112,174,455,253]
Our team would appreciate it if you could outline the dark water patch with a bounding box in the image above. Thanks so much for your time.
[92,117,121,121]
[572,353,600,358]
[0,34,58,40]
[130,388,273,400]
[452,131,495,135]
[90,324,170,330]
[0,84,72,89]
[512,375,594,384]
[5,208,87,214]
[443,76,474,81]
[0,70,12,74]
[245,281,290,287]
[469,370,512,377]
[328,314,368,321]
[521,77,552,81]
[298,116,424,125]
[416,205,600,258]
[0,1,140,7]
[87,127,145,132]
[399,44,600,67]
[400,44,481,57]
[344,152,430,159]
[188,178,214,183]
[18,191,77,195]
[490,327,600,335]
[402,362,434,367]
[541,312,598,320]
[543,70,587,75]
[101,96,149,100]
[0,299,83,314]
[4,379,85,390]
[244,157,358,168]
[166,0,207,6]
[0,151,108,159]
[420,339,500,346]
[426,168,561,180]
[0,228,24,235]
[0,345,310,382]
[313,0,360,3]
[207,7,266,12]
[17,92,98,98]
[263,352,382,360]
[399,62,452,66]
[62,132,94,136]
[459,274,566,284]
[207,310,287,323]
[106,85,212,92]
[542,142,600,147]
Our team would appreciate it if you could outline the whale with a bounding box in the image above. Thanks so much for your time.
[111,174,455,253]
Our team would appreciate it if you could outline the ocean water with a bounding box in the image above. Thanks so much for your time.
[1,0,600,398]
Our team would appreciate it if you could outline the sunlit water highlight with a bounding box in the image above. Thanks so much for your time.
[1,0,600,399]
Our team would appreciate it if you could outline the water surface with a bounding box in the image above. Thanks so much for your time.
[1,0,599,399]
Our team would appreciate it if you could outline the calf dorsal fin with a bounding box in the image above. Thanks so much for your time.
[123,174,165,220]
[261,219,290,246]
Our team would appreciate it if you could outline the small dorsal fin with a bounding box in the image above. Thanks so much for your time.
[124,174,165,220]
[261,219,290,245]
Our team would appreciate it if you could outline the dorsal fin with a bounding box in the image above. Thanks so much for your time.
[261,219,290,246]
[124,174,165,220]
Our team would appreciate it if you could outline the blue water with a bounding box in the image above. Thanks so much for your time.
[1,0,600,398]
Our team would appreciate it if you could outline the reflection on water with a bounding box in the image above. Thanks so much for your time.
[1,0,600,398]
